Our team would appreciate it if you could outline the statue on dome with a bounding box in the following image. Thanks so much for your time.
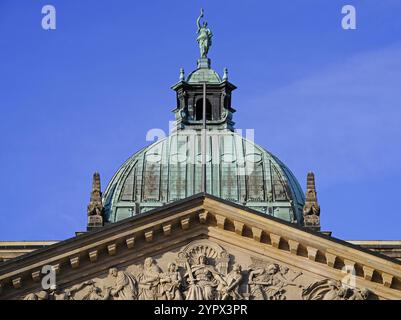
[196,8,212,58]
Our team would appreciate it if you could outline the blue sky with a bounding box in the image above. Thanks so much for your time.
[0,0,401,240]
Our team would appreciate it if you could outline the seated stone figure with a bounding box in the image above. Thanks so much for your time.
[184,254,224,300]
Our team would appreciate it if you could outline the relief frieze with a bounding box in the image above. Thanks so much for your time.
[22,240,371,300]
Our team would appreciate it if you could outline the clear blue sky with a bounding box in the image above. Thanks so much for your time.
[1,0,401,240]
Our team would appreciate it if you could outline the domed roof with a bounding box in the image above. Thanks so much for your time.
[187,67,222,84]
[183,58,223,84]
[103,130,305,224]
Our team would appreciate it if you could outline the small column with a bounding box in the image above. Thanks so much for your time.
[303,172,321,231]
[87,172,104,231]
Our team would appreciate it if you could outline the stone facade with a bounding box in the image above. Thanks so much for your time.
[1,195,401,300]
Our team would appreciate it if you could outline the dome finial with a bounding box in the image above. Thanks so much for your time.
[179,68,185,81]
[196,8,213,59]
[223,67,228,81]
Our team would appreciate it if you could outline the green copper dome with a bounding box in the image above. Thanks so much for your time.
[186,59,222,84]
[103,130,305,224]
[102,18,306,226]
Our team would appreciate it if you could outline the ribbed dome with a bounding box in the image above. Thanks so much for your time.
[103,130,305,224]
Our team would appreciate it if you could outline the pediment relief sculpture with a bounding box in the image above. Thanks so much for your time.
[247,258,303,300]
[302,279,371,300]
[21,240,371,301]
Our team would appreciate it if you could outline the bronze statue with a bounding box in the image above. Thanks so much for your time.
[196,8,212,58]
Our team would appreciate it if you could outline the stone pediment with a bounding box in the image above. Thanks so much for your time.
[1,194,401,300]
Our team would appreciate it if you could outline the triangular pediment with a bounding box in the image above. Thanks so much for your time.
[1,194,400,300]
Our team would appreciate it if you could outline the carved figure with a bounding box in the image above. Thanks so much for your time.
[160,262,183,300]
[248,263,301,300]
[81,285,108,300]
[51,281,94,300]
[348,288,371,300]
[184,254,224,300]
[217,263,244,300]
[22,281,95,300]
[23,291,49,300]
[105,267,137,300]
[302,279,370,300]
[138,257,162,300]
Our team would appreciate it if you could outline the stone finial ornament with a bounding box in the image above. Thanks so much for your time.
[303,172,321,231]
[223,68,228,81]
[87,172,104,230]
[179,68,185,81]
